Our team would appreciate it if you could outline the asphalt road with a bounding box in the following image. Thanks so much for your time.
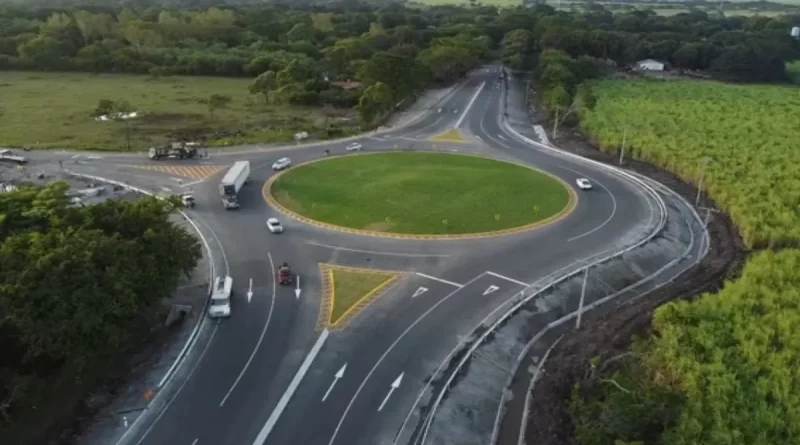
[43,66,658,445]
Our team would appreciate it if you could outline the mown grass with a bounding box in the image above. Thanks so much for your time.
[330,270,396,325]
[581,78,800,248]
[0,71,358,151]
[271,152,571,235]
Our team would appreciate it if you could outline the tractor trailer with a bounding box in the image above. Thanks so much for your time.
[220,160,250,209]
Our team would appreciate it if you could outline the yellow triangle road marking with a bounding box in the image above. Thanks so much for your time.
[429,128,469,144]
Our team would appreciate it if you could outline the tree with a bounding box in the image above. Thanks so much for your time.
[501,29,534,71]
[207,94,232,116]
[357,81,394,124]
[249,70,277,104]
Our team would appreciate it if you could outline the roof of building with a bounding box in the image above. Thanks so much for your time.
[637,59,665,65]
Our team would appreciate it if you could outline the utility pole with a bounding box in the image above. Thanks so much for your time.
[619,126,627,165]
[576,267,589,330]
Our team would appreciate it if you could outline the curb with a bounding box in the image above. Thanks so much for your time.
[64,171,216,445]
[262,151,578,241]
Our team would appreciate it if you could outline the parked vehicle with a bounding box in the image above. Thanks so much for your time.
[0,149,28,165]
[208,275,232,318]
[219,161,250,209]
[148,142,201,160]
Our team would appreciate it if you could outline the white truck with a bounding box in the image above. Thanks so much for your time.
[0,149,28,165]
[208,275,232,318]
[220,160,250,209]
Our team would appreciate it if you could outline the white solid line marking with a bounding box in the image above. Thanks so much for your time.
[252,329,330,445]
[498,134,506,141]
[219,253,277,407]
[191,439,199,445]
[485,271,530,287]
[454,81,487,129]
[134,324,219,445]
[415,272,464,288]
[308,241,450,258]
[326,274,487,445]
[194,217,230,275]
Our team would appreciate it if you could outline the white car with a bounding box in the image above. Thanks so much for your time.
[346,142,362,152]
[272,157,292,171]
[576,178,592,190]
[266,217,284,233]
[208,275,232,318]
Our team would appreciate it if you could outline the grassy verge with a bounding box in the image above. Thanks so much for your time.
[330,269,398,326]
[0,71,358,151]
[272,152,571,235]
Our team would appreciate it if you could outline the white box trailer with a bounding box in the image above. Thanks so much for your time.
[219,160,250,209]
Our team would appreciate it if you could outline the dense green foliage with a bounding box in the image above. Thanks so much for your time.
[571,249,800,445]
[271,152,570,234]
[0,183,200,439]
[501,6,800,119]
[581,79,800,249]
[0,2,496,121]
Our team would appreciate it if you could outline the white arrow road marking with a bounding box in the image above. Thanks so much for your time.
[247,278,254,303]
[482,285,499,296]
[295,275,301,299]
[322,364,348,402]
[378,373,404,412]
[412,287,428,298]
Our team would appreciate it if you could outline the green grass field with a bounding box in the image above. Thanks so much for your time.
[271,152,571,235]
[330,269,396,325]
[0,71,357,151]
[581,79,800,248]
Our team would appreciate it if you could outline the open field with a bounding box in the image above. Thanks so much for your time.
[580,78,800,248]
[0,72,358,151]
[330,269,398,326]
[271,152,571,235]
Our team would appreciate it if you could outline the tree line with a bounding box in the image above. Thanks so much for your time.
[0,183,200,442]
[3,3,797,125]
[501,5,799,119]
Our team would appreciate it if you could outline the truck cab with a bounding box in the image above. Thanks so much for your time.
[181,192,195,208]
[208,276,232,318]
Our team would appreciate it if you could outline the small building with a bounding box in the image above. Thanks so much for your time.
[635,59,667,71]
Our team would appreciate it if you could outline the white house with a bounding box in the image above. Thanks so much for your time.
[635,59,666,71]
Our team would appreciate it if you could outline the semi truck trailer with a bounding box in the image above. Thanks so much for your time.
[220,160,250,209]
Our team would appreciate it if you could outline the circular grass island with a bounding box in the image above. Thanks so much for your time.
[267,152,574,237]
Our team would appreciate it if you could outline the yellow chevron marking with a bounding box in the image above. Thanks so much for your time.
[125,164,227,180]
[429,128,469,144]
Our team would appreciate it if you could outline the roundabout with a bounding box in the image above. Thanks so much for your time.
[263,151,577,239]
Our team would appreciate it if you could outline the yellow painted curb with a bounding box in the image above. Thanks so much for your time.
[262,151,578,241]
[315,263,404,331]
[429,128,469,144]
